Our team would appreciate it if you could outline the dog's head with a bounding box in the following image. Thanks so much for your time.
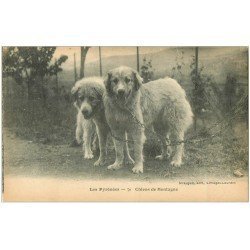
[71,77,104,119]
[104,66,143,102]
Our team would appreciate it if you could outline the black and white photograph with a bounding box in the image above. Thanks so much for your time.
[2,46,248,201]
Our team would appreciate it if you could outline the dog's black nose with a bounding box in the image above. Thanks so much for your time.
[117,89,125,97]
[82,110,89,116]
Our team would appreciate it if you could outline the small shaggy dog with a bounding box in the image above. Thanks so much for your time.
[71,77,134,166]
[104,66,193,174]
[73,101,97,159]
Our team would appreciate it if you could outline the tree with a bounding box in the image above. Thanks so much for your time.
[140,58,154,83]
[2,47,68,103]
[136,47,140,72]
[80,46,90,78]
[99,46,103,76]
[74,53,78,82]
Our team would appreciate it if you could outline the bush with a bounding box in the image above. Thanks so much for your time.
[140,58,154,83]
[3,77,75,144]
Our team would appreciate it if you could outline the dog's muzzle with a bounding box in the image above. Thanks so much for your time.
[81,109,92,119]
[117,89,125,98]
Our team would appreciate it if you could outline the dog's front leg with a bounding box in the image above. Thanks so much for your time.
[123,133,134,165]
[131,128,145,174]
[107,130,125,170]
[83,120,94,159]
[75,112,83,144]
[94,124,108,167]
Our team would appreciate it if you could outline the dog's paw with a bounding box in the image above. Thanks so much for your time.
[107,162,123,170]
[155,155,164,160]
[155,152,171,161]
[70,139,82,147]
[167,147,172,157]
[94,158,105,167]
[76,138,82,145]
[132,164,143,174]
[84,152,94,159]
[170,159,182,167]
[124,156,135,165]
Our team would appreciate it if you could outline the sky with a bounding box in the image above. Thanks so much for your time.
[54,46,166,70]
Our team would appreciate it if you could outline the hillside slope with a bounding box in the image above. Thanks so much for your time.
[58,47,248,88]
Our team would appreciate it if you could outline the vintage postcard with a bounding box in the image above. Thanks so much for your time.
[1,46,248,201]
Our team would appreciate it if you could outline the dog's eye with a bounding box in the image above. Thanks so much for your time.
[89,96,94,102]
[125,77,131,83]
[112,78,118,84]
[79,96,84,101]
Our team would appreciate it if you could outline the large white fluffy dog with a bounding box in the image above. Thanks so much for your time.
[71,77,134,167]
[103,66,193,174]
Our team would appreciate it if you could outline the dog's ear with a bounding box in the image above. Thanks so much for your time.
[133,71,143,91]
[71,85,80,101]
[104,72,113,95]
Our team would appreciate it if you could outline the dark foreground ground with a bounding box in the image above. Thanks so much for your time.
[3,121,248,182]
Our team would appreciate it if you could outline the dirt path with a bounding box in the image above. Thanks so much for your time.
[3,128,247,182]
